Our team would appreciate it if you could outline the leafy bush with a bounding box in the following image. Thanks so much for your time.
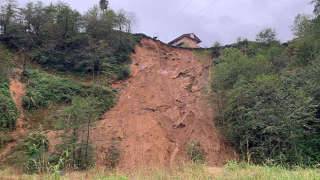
[115,64,131,80]
[22,132,49,173]
[103,142,121,168]
[211,48,273,91]
[184,139,205,162]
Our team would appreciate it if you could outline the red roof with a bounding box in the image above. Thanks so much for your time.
[168,33,202,45]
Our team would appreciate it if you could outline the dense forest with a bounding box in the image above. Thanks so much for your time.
[208,1,320,167]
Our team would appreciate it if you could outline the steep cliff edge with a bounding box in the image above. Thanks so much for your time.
[93,38,237,170]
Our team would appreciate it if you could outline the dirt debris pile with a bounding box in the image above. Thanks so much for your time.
[93,38,237,170]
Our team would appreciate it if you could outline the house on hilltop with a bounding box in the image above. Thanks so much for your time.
[168,33,202,48]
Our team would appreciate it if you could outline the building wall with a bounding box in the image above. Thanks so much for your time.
[182,37,199,48]
[171,37,200,48]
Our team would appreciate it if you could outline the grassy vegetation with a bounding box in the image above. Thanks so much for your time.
[193,49,212,65]
[22,132,49,173]
[0,77,18,129]
[1,161,320,180]
[22,69,117,114]
[222,161,320,180]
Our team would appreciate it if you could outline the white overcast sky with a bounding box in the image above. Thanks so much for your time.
[16,0,314,47]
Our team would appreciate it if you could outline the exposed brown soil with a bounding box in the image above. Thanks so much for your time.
[9,69,26,132]
[0,68,26,160]
[92,38,237,170]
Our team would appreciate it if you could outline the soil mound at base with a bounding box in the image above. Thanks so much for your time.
[93,38,237,170]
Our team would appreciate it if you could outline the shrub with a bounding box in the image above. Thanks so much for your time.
[22,132,49,173]
[103,141,121,168]
[115,64,131,80]
[184,139,206,162]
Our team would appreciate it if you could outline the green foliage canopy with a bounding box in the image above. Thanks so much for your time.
[208,23,320,166]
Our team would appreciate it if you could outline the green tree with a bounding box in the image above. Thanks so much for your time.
[23,1,47,38]
[290,14,320,66]
[100,9,116,37]
[212,41,221,48]
[310,0,320,15]
[291,13,313,39]
[288,60,320,118]
[6,21,35,76]
[79,95,101,168]
[255,28,280,47]
[99,0,108,12]
[0,0,18,39]
[115,9,127,32]
[83,5,101,38]
[55,96,100,169]
[55,96,86,169]
[41,6,63,66]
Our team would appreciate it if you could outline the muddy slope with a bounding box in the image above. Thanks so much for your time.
[93,38,237,169]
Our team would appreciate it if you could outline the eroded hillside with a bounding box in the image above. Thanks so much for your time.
[93,38,237,170]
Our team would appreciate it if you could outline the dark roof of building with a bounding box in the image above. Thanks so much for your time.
[168,33,202,45]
